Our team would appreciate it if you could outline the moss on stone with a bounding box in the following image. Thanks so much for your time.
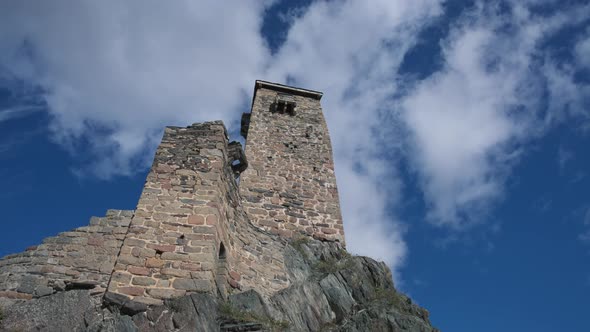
[289,235,310,257]
[319,321,338,331]
[219,302,289,331]
[312,251,354,275]
[373,286,415,315]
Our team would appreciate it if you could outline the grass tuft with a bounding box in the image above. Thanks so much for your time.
[312,251,354,275]
[289,235,311,257]
[373,287,415,315]
[219,302,289,331]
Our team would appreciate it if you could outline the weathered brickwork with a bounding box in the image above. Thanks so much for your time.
[105,121,290,308]
[240,81,345,243]
[0,81,344,312]
[106,122,235,306]
[0,210,132,300]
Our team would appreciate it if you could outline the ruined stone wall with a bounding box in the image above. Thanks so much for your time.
[0,209,132,300]
[224,202,290,296]
[106,122,232,306]
[0,81,342,311]
[105,121,290,309]
[240,83,345,243]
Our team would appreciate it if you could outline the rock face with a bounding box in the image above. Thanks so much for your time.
[0,239,437,331]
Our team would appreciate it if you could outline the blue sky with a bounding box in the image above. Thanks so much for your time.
[0,0,589,331]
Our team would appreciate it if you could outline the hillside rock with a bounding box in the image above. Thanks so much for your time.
[0,239,437,332]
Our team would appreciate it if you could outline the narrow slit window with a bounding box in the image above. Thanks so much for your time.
[218,242,227,260]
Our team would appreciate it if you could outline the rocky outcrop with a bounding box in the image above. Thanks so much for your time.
[0,239,437,332]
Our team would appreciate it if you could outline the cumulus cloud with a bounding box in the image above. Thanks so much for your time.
[0,0,271,177]
[400,2,590,228]
[401,20,529,227]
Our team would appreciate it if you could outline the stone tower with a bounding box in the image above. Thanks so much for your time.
[240,81,344,243]
[0,80,345,311]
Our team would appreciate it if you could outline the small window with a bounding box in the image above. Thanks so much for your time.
[218,242,227,260]
[228,141,248,176]
[273,93,296,115]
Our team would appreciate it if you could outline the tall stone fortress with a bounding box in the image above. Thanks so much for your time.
[0,81,437,332]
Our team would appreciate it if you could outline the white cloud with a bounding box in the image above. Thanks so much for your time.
[576,29,590,69]
[0,0,271,178]
[542,61,590,127]
[400,2,590,228]
[0,105,42,122]
[401,15,530,228]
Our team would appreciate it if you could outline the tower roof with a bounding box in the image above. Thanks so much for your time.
[254,80,323,100]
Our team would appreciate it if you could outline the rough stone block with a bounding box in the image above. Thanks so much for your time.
[124,238,146,247]
[179,262,201,271]
[131,247,156,258]
[156,280,171,287]
[145,258,166,268]
[34,286,54,297]
[127,266,150,276]
[111,272,132,284]
[147,288,186,299]
[161,252,189,261]
[182,245,202,253]
[118,286,145,296]
[133,296,163,306]
[229,271,241,281]
[87,237,104,246]
[131,277,156,286]
[172,278,211,292]
[118,255,145,266]
[161,268,190,278]
[187,253,213,263]
[147,244,176,253]
[188,215,205,225]
[206,215,217,225]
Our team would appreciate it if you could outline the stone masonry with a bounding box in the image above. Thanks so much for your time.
[0,81,345,313]
[0,210,133,300]
[240,82,344,243]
